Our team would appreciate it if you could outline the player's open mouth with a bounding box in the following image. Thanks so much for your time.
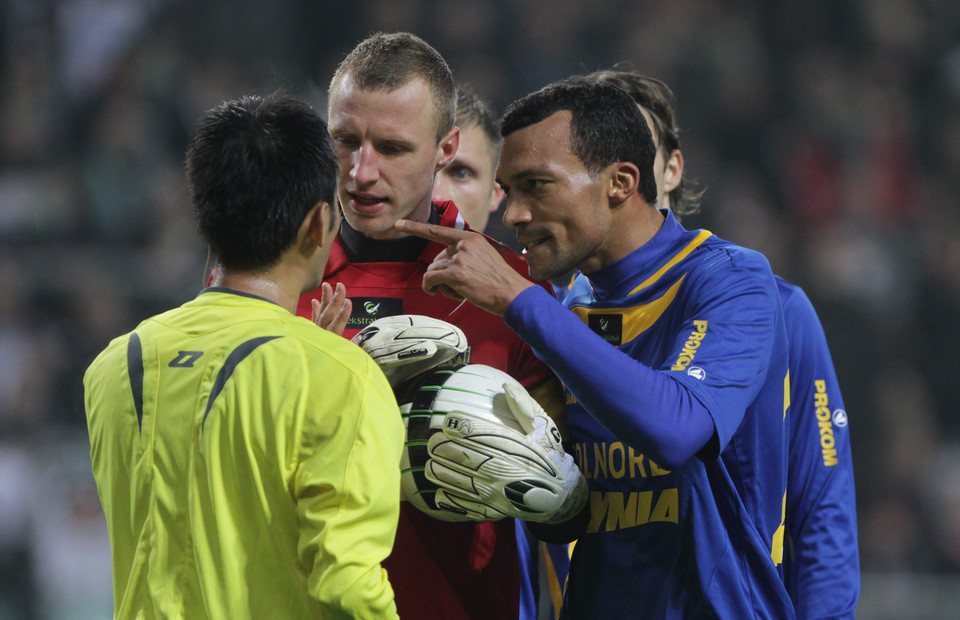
[520,236,549,254]
[350,193,384,205]
[348,192,388,213]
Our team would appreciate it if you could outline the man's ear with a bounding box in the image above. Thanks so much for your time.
[435,126,460,172]
[303,202,329,249]
[663,149,684,194]
[489,181,506,214]
[608,161,640,206]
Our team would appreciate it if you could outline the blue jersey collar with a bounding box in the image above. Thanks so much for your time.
[585,209,687,300]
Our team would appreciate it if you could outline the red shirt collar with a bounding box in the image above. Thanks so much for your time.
[325,200,472,277]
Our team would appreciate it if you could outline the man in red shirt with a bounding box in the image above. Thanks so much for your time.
[297,32,565,620]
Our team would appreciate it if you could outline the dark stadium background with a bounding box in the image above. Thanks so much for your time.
[1,1,958,617]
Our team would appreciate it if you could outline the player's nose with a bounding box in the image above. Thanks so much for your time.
[351,144,380,185]
[502,197,531,228]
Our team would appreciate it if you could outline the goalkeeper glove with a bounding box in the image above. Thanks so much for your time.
[425,382,588,524]
[351,315,467,388]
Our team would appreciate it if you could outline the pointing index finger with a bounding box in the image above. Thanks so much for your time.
[395,219,473,245]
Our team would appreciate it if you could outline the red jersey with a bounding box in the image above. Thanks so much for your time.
[297,201,555,620]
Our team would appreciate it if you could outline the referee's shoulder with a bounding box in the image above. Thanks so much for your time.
[277,313,376,377]
[85,309,161,373]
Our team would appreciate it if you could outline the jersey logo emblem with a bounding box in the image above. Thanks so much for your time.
[687,366,705,380]
[169,350,204,368]
[588,314,622,346]
[347,297,403,329]
[832,409,848,427]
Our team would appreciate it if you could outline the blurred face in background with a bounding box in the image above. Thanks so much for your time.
[432,121,504,232]
[328,74,459,240]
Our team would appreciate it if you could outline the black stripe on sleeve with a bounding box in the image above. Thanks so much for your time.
[127,333,144,432]
[202,335,282,429]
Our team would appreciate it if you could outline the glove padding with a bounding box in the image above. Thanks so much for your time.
[351,315,467,388]
[425,382,589,524]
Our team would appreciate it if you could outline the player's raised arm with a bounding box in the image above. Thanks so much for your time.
[395,219,534,315]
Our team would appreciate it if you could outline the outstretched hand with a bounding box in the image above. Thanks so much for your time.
[311,282,352,336]
[395,219,534,316]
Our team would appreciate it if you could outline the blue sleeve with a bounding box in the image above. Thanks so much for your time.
[504,286,714,469]
[656,253,785,454]
[780,284,860,618]
[515,520,537,620]
[515,521,571,620]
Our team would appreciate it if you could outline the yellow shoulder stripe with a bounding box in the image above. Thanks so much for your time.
[627,230,712,296]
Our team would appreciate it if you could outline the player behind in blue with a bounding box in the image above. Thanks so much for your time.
[398,78,795,618]
[588,68,860,618]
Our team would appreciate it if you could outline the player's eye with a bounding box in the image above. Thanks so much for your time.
[448,166,473,181]
[378,141,409,156]
[333,135,359,149]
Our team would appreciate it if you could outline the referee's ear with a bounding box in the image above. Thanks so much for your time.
[300,202,325,255]
[319,201,339,246]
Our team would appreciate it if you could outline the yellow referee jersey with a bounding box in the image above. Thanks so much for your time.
[83,288,403,619]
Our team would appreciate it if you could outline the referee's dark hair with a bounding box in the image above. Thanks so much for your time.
[186,93,338,272]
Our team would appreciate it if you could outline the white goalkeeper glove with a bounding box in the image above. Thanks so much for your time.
[351,315,468,388]
[425,382,589,524]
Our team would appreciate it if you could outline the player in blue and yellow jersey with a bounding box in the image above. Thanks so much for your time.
[780,280,860,617]
[590,69,860,618]
[398,78,794,618]
[83,94,403,619]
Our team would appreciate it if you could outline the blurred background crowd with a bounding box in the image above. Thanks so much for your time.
[1,0,959,617]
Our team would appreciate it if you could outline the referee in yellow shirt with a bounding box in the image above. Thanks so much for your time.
[83,94,403,619]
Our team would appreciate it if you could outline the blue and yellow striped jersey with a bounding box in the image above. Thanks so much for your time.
[84,288,404,619]
[506,209,794,619]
